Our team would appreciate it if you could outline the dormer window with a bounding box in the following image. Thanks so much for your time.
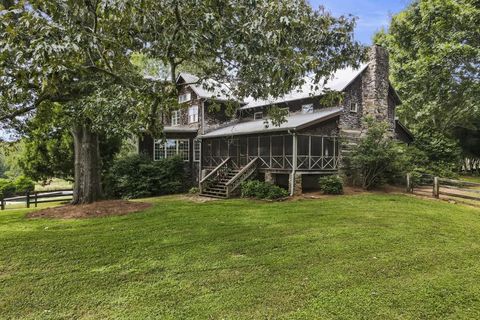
[171,110,181,126]
[178,92,191,103]
[350,102,358,113]
[302,104,313,114]
[254,112,263,120]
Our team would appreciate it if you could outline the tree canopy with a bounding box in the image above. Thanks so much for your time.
[0,0,364,203]
[374,0,480,132]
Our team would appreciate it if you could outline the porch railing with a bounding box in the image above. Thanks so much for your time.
[225,157,258,197]
[199,157,231,194]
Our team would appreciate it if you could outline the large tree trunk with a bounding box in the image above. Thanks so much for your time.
[71,124,102,204]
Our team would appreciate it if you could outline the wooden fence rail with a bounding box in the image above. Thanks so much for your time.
[0,189,73,210]
[406,173,480,202]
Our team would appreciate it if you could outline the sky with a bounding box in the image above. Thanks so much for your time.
[309,0,411,44]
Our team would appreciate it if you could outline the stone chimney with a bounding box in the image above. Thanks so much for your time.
[362,45,390,127]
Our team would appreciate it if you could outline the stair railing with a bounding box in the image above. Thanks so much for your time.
[225,157,258,197]
[200,157,231,194]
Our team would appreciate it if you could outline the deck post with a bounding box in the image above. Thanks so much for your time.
[290,133,298,196]
[308,135,312,170]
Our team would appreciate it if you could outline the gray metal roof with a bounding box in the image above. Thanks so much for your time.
[163,126,198,133]
[199,107,342,138]
[178,64,370,107]
[241,64,369,109]
[177,73,236,102]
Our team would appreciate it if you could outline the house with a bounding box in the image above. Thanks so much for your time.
[138,45,413,198]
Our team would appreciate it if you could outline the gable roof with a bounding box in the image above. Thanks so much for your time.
[178,63,403,108]
[176,73,237,102]
[240,64,369,110]
[199,107,342,138]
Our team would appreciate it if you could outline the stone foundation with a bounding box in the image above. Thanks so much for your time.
[290,173,303,196]
[265,172,274,184]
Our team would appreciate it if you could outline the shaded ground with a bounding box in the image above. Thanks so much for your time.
[2,195,480,319]
[27,200,151,219]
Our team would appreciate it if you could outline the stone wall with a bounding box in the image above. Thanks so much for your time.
[338,76,364,131]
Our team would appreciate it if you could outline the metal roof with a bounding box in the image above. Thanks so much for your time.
[177,73,236,102]
[240,64,369,109]
[163,126,198,133]
[199,107,342,138]
[177,64,370,107]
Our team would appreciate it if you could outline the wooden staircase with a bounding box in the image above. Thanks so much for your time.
[200,168,240,198]
[200,157,258,198]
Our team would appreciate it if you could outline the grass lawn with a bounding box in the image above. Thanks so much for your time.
[461,175,480,185]
[1,194,480,319]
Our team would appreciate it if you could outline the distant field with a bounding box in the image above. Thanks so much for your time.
[461,175,480,184]
[34,178,72,192]
[1,194,480,319]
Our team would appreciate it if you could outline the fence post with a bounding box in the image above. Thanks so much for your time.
[406,173,411,193]
[26,191,30,208]
[34,192,38,208]
[433,177,440,198]
[1,198,4,211]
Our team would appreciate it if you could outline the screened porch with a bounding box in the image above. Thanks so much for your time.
[201,134,339,172]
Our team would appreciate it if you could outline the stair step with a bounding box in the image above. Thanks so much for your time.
[202,191,227,196]
[207,187,226,192]
[200,193,227,199]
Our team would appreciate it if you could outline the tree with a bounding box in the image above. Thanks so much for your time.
[1,0,363,204]
[374,0,480,133]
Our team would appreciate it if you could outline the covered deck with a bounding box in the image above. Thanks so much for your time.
[198,108,342,196]
[201,134,339,173]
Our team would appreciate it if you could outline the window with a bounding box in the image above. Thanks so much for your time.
[154,139,190,161]
[302,104,313,114]
[350,101,358,113]
[254,112,263,120]
[193,139,201,162]
[178,92,191,103]
[188,105,199,123]
[171,110,181,126]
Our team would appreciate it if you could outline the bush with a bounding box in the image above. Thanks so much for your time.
[189,187,200,194]
[241,180,289,200]
[14,176,35,194]
[104,154,187,199]
[318,175,343,194]
[344,118,407,189]
[0,179,16,198]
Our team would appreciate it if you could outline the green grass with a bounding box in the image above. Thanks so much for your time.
[1,194,480,319]
[461,175,480,184]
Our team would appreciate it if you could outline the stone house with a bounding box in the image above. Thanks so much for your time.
[139,46,413,198]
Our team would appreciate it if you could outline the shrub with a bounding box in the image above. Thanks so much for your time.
[344,118,407,189]
[0,179,16,198]
[104,154,187,199]
[14,176,35,194]
[189,187,200,194]
[318,175,343,194]
[241,180,289,200]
